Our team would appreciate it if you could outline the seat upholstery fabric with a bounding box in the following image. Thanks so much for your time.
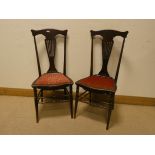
[76,75,116,92]
[32,73,73,87]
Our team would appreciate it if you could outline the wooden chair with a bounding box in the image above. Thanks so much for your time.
[31,29,73,123]
[74,30,128,130]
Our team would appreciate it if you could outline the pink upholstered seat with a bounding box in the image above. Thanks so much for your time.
[76,75,116,92]
[32,73,73,87]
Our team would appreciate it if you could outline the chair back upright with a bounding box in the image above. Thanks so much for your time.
[31,29,68,76]
[90,30,128,83]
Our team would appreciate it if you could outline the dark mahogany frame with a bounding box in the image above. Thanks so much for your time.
[31,29,73,123]
[74,30,128,130]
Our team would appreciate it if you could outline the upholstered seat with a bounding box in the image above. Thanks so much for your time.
[76,75,116,92]
[32,73,73,87]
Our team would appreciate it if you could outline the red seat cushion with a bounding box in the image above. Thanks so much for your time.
[32,73,73,87]
[76,75,116,92]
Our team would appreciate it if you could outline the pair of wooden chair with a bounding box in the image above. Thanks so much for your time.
[31,29,128,130]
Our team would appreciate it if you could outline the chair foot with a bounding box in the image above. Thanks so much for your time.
[35,102,39,123]
[74,86,79,119]
[69,85,73,119]
[33,88,39,123]
[74,111,76,119]
[36,117,39,123]
[106,109,112,130]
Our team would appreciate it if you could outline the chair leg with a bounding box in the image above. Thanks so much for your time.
[106,108,112,130]
[33,88,39,123]
[69,85,73,118]
[64,88,67,100]
[41,89,43,103]
[89,91,92,104]
[64,88,67,95]
[74,85,79,118]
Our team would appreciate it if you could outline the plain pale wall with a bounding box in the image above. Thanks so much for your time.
[0,19,155,97]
